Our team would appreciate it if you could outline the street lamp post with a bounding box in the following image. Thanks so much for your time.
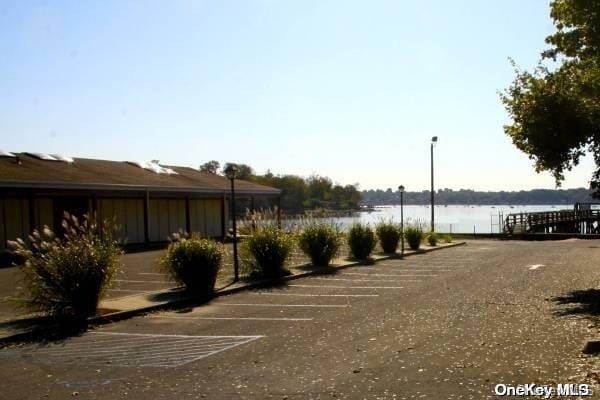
[398,185,405,258]
[225,165,240,282]
[430,136,438,232]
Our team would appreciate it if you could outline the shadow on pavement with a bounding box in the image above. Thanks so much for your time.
[0,316,88,347]
[552,289,600,320]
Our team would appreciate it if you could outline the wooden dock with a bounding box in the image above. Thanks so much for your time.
[504,209,600,235]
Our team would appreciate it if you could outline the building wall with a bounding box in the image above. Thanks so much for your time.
[1,193,230,249]
[0,197,31,250]
[34,198,54,229]
[148,198,186,242]
[97,198,145,244]
[189,198,223,237]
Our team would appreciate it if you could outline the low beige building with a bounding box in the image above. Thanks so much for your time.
[0,152,280,253]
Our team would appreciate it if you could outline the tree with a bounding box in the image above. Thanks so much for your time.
[501,0,600,196]
[222,162,254,180]
[199,160,220,174]
[306,175,333,207]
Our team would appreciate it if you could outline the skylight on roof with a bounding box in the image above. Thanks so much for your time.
[50,154,74,163]
[0,150,15,158]
[27,152,58,161]
[127,160,178,175]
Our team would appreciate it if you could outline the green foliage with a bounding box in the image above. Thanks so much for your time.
[501,62,596,183]
[502,0,600,196]
[252,173,362,211]
[160,233,223,292]
[199,160,220,174]
[404,226,423,250]
[427,231,438,246]
[222,162,254,180]
[298,222,342,267]
[443,234,453,244]
[375,221,401,253]
[361,187,594,205]
[242,226,294,278]
[347,223,377,260]
[543,0,600,61]
[8,213,121,322]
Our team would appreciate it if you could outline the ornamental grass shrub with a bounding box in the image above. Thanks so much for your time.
[427,231,439,246]
[242,225,294,278]
[347,223,377,261]
[375,221,401,253]
[443,234,453,243]
[298,221,342,267]
[160,233,223,293]
[8,213,121,322]
[404,225,424,250]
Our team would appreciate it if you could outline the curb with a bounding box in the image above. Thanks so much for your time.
[0,241,466,344]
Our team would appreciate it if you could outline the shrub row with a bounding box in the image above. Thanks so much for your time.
[9,213,122,323]
[10,214,453,323]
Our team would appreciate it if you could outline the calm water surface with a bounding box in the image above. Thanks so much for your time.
[336,205,573,234]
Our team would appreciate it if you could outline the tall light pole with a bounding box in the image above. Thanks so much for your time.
[430,136,438,232]
[398,185,405,258]
[225,165,240,282]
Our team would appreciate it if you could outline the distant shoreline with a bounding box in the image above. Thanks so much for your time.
[364,204,575,207]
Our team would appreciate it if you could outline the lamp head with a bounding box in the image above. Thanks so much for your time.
[224,165,239,180]
[431,136,438,143]
[398,185,405,193]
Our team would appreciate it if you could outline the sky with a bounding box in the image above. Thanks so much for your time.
[0,0,595,191]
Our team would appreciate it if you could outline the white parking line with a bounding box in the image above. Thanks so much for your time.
[288,284,403,289]
[364,268,451,272]
[342,273,435,277]
[215,303,348,308]
[253,293,379,297]
[150,316,313,321]
[3,332,266,368]
[108,288,149,293]
[91,332,263,339]
[528,264,545,270]
[311,277,415,283]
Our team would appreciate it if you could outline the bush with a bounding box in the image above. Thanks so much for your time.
[375,221,401,253]
[242,226,294,278]
[347,223,377,260]
[8,213,121,322]
[160,233,223,292]
[443,234,453,243]
[404,225,424,250]
[427,231,438,246]
[298,222,342,267]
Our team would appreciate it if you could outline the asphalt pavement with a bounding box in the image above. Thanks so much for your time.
[2,239,600,399]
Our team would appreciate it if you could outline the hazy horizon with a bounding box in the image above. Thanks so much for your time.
[1,1,595,191]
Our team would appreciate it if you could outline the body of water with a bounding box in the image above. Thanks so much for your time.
[334,204,573,234]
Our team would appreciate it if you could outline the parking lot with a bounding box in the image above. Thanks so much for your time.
[1,240,600,399]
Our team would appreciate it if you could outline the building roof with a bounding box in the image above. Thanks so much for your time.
[0,153,280,195]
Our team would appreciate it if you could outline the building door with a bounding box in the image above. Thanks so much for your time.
[53,196,89,234]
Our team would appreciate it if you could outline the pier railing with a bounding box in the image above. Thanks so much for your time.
[503,209,600,235]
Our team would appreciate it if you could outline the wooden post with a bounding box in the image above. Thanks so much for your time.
[220,193,226,240]
[28,194,35,233]
[277,196,282,229]
[143,189,150,243]
[185,196,191,235]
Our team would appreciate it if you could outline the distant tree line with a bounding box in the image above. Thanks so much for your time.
[199,160,362,212]
[361,187,595,206]
[200,161,596,209]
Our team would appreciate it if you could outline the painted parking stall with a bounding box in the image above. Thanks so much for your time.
[0,244,475,370]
